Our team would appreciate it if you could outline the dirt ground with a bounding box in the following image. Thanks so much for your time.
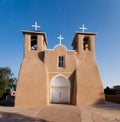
[0,102,120,122]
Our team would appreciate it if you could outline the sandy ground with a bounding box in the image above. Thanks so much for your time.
[0,102,120,122]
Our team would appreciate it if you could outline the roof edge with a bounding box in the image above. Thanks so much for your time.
[21,30,48,45]
[71,31,97,46]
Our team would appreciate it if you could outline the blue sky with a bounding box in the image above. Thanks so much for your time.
[0,0,120,87]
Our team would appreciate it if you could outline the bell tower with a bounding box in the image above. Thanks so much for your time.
[72,32,96,55]
[22,22,47,58]
[72,25,105,105]
[15,22,48,106]
[22,30,47,59]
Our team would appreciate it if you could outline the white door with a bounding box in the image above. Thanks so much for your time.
[50,74,71,104]
[51,87,70,103]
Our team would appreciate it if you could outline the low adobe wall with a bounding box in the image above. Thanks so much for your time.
[105,95,120,103]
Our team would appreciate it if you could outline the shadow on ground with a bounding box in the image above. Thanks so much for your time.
[0,111,50,122]
[93,101,120,111]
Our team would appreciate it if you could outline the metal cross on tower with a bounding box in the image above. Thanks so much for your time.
[57,34,64,45]
[32,21,40,31]
[80,24,87,32]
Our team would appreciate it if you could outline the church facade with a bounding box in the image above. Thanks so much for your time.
[15,24,105,106]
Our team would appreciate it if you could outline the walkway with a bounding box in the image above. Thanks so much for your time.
[0,102,120,122]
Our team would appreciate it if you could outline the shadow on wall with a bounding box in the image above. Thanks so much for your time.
[69,71,76,105]
[0,111,50,122]
[38,52,45,62]
[93,92,105,105]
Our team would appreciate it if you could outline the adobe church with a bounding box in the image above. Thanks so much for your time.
[15,22,105,106]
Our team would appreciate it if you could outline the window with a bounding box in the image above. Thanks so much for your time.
[58,56,64,67]
[31,36,37,50]
[83,37,90,51]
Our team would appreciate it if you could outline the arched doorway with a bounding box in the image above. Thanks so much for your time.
[50,74,71,104]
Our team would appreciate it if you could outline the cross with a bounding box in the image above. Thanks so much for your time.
[57,34,64,45]
[80,24,87,32]
[32,21,40,31]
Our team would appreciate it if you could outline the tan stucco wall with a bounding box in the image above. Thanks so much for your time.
[45,45,77,72]
[15,31,105,106]
[44,45,77,104]
[15,32,48,106]
[76,54,105,105]
[15,59,48,106]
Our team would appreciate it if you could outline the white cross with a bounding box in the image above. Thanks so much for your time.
[80,24,87,32]
[32,21,40,31]
[57,34,64,45]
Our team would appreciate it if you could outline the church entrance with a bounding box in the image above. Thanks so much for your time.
[50,74,71,104]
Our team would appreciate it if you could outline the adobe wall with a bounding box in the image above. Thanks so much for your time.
[15,31,48,107]
[45,45,77,72]
[15,31,105,106]
[76,53,105,105]
[15,58,48,107]
[45,45,77,104]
